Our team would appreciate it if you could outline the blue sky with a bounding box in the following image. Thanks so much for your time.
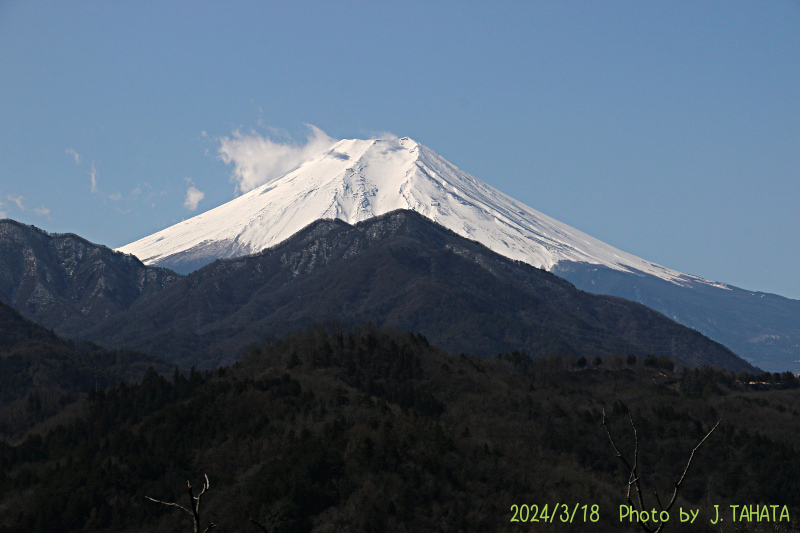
[1,1,798,298]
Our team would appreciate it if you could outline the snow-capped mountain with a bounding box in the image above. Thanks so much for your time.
[118,137,714,287]
[118,136,800,372]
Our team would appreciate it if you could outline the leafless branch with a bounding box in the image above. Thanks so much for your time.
[603,401,722,533]
[654,489,664,511]
[144,496,191,516]
[249,517,270,532]
[662,417,722,514]
[146,474,216,533]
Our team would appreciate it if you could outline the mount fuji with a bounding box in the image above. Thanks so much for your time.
[118,137,800,372]
[119,137,709,286]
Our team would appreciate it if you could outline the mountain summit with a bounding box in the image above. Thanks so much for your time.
[118,137,703,284]
[118,136,800,372]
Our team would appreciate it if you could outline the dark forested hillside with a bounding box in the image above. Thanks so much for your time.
[0,219,181,336]
[0,301,172,436]
[2,324,798,532]
[78,210,757,373]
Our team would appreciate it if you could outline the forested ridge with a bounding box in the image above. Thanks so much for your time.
[68,211,757,373]
[0,301,171,435]
[1,324,799,532]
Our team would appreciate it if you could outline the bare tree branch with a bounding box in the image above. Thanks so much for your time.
[603,401,722,533]
[602,406,632,470]
[626,403,650,525]
[144,496,191,516]
[662,417,722,514]
[146,474,216,533]
[249,517,270,532]
[654,489,664,511]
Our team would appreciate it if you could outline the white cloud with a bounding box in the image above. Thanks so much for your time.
[218,124,337,194]
[3,194,49,217]
[65,149,81,165]
[109,192,122,201]
[183,178,205,211]
[90,162,98,193]
[7,194,25,210]
[372,131,399,141]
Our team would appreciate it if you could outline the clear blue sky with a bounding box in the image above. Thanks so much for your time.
[2,1,798,298]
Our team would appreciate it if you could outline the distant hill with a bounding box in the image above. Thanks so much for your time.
[0,219,181,337]
[81,210,758,373]
[0,300,171,435]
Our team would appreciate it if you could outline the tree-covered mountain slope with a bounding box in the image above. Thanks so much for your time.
[0,324,797,532]
[84,210,757,373]
[0,300,171,436]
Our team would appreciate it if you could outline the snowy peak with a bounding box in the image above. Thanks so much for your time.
[118,137,719,287]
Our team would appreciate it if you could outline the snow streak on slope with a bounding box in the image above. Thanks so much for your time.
[118,137,725,287]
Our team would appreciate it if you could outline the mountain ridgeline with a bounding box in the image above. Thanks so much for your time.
[73,210,756,372]
[0,219,181,337]
[553,261,800,374]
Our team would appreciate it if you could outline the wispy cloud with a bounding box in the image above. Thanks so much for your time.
[67,150,115,202]
[218,124,337,194]
[7,194,25,210]
[0,196,5,218]
[4,194,50,218]
[183,178,205,211]
[372,131,399,141]
[131,182,167,208]
[90,162,98,193]
[65,148,81,165]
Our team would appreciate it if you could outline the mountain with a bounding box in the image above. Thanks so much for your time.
[118,137,706,285]
[87,210,756,373]
[552,262,800,374]
[0,219,182,337]
[117,137,800,372]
